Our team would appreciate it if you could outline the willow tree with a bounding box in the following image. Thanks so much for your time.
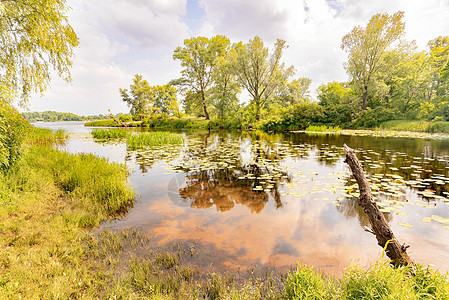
[341,11,405,111]
[0,0,79,105]
[173,35,230,120]
[231,36,294,121]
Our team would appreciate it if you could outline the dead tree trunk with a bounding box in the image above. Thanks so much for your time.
[343,144,412,266]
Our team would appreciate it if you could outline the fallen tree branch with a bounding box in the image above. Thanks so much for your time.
[343,144,412,266]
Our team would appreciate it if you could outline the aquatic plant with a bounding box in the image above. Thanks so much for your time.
[127,131,184,149]
[91,128,128,139]
[306,125,342,132]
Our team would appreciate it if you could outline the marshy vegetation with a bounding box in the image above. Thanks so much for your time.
[126,131,184,149]
[91,129,185,149]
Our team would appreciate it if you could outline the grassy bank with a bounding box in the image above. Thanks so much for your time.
[0,127,134,297]
[380,120,449,133]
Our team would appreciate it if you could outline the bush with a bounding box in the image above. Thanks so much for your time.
[260,103,325,132]
[352,107,397,128]
[118,114,132,122]
[0,101,30,170]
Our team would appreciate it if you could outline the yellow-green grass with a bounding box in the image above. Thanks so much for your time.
[285,260,449,299]
[306,125,342,132]
[381,120,449,134]
[127,132,184,150]
[0,127,134,298]
[91,128,129,139]
[84,119,117,127]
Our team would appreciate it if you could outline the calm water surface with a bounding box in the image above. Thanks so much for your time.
[34,122,449,276]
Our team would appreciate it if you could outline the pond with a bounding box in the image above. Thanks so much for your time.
[34,122,449,276]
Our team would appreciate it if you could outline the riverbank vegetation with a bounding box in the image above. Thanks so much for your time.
[80,12,449,134]
[22,111,112,122]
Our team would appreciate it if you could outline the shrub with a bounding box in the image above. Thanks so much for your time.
[352,107,397,128]
[118,114,132,122]
[260,103,325,131]
[0,101,30,170]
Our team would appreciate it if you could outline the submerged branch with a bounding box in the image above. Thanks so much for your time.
[343,144,412,266]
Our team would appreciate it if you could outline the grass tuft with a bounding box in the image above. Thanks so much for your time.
[127,132,184,150]
[91,128,129,139]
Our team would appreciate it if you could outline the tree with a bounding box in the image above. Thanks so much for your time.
[317,81,358,125]
[428,36,449,100]
[0,0,79,105]
[230,36,294,121]
[120,75,157,121]
[153,84,180,117]
[273,78,312,107]
[173,35,230,120]
[209,55,241,119]
[341,11,405,111]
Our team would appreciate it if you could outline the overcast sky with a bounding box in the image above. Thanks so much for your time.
[26,0,449,115]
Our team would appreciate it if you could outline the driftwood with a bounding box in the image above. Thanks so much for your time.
[343,144,412,266]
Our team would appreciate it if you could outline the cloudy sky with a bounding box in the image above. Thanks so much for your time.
[26,0,449,115]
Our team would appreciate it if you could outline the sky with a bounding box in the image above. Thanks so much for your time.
[26,0,449,116]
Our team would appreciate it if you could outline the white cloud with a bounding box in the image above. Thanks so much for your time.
[92,0,189,48]
[28,0,449,114]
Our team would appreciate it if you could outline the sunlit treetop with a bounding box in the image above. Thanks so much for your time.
[0,0,79,106]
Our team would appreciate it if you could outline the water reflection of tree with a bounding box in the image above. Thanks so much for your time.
[176,131,291,213]
[336,195,393,228]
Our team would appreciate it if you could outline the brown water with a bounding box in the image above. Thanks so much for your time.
[35,122,449,276]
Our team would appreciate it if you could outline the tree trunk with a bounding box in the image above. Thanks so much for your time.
[201,92,210,120]
[362,85,368,111]
[343,144,412,266]
[255,98,261,121]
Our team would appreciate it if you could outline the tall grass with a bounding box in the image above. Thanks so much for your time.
[84,119,117,127]
[127,131,184,150]
[91,128,128,139]
[0,128,135,298]
[25,127,67,145]
[285,260,449,299]
[381,120,449,134]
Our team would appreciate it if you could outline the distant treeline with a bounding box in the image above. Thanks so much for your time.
[22,111,112,122]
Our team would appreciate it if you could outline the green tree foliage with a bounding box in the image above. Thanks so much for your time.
[317,81,358,126]
[260,103,325,131]
[0,101,29,170]
[230,36,294,121]
[428,36,449,97]
[341,11,405,111]
[173,35,230,120]
[120,75,181,120]
[0,0,79,105]
[209,55,241,119]
[22,111,111,122]
[153,84,181,117]
[120,75,157,121]
[182,91,204,117]
[273,78,312,107]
